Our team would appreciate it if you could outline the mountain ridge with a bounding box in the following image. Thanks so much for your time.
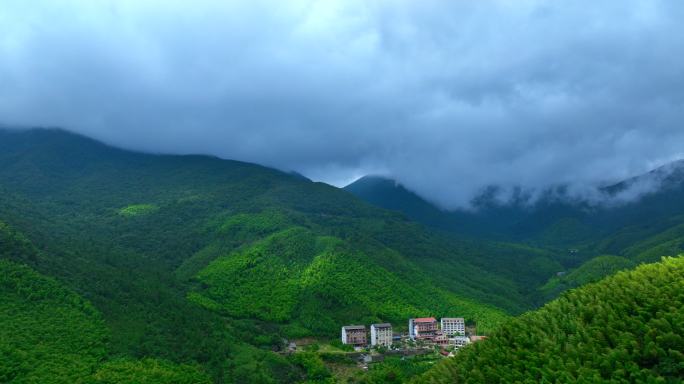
[1,127,563,382]
[345,161,684,249]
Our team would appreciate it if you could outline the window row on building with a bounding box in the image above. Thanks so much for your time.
[342,317,469,348]
[341,323,393,348]
[408,317,465,339]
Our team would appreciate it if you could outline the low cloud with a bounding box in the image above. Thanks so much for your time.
[1,0,684,208]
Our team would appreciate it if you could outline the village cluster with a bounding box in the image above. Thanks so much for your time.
[341,317,486,353]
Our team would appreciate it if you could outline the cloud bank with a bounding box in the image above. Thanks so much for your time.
[1,0,684,208]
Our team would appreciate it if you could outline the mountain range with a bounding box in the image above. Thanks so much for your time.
[346,165,684,295]
[1,128,683,383]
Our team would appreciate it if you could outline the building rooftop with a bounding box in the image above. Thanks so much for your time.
[442,317,465,321]
[342,325,366,330]
[371,323,392,328]
[414,317,437,323]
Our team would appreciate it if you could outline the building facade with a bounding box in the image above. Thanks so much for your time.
[441,317,465,336]
[408,318,415,339]
[341,325,367,347]
[370,323,393,347]
[433,332,449,346]
[410,317,438,340]
[450,335,470,348]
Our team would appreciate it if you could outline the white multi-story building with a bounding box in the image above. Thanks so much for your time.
[370,323,393,347]
[441,317,465,336]
[450,335,470,348]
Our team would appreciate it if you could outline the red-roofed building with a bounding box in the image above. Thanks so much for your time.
[414,317,437,323]
[409,317,438,340]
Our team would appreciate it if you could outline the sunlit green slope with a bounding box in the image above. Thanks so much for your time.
[188,226,507,336]
[0,259,107,383]
[416,256,684,383]
[0,128,548,382]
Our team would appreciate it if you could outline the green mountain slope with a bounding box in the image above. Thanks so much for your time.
[344,176,470,233]
[0,128,517,319]
[416,256,684,383]
[0,259,108,383]
[89,359,211,384]
[0,220,238,383]
[347,166,684,302]
[188,226,507,337]
[0,128,558,382]
[346,163,684,252]
[538,255,635,300]
[0,255,213,384]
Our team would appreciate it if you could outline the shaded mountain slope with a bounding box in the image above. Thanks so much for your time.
[345,162,684,249]
[538,255,635,300]
[0,128,562,381]
[347,163,684,298]
[415,256,684,383]
[0,250,212,384]
[0,129,519,324]
[344,176,470,233]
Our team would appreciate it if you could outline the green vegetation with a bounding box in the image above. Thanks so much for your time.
[119,204,159,217]
[191,226,508,336]
[539,255,634,299]
[289,353,333,383]
[416,256,684,383]
[620,220,684,263]
[357,355,441,384]
[0,259,107,383]
[0,259,214,384]
[0,129,530,382]
[89,359,211,384]
[4,129,684,383]
[348,170,684,308]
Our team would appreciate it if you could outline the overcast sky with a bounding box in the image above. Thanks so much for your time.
[1,0,684,208]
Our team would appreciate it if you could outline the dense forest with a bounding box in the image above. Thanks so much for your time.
[2,128,684,383]
[0,129,554,382]
[415,256,684,383]
[347,164,684,249]
[0,258,213,383]
[347,168,684,298]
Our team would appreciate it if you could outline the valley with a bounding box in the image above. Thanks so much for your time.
[1,128,683,383]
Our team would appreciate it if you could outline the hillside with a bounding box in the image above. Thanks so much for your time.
[0,128,565,382]
[0,258,107,383]
[0,255,211,383]
[188,225,508,337]
[0,128,520,324]
[538,255,635,300]
[415,256,684,383]
[344,176,470,233]
[346,163,684,248]
[347,165,684,294]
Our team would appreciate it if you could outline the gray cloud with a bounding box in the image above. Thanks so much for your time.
[1,0,684,209]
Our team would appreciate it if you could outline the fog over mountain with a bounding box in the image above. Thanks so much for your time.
[1,0,684,208]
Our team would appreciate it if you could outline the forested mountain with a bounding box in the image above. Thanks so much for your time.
[415,256,684,383]
[3,128,683,383]
[0,229,211,383]
[346,163,684,250]
[344,176,472,234]
[0,128,566,382]
[346,164,684,294]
